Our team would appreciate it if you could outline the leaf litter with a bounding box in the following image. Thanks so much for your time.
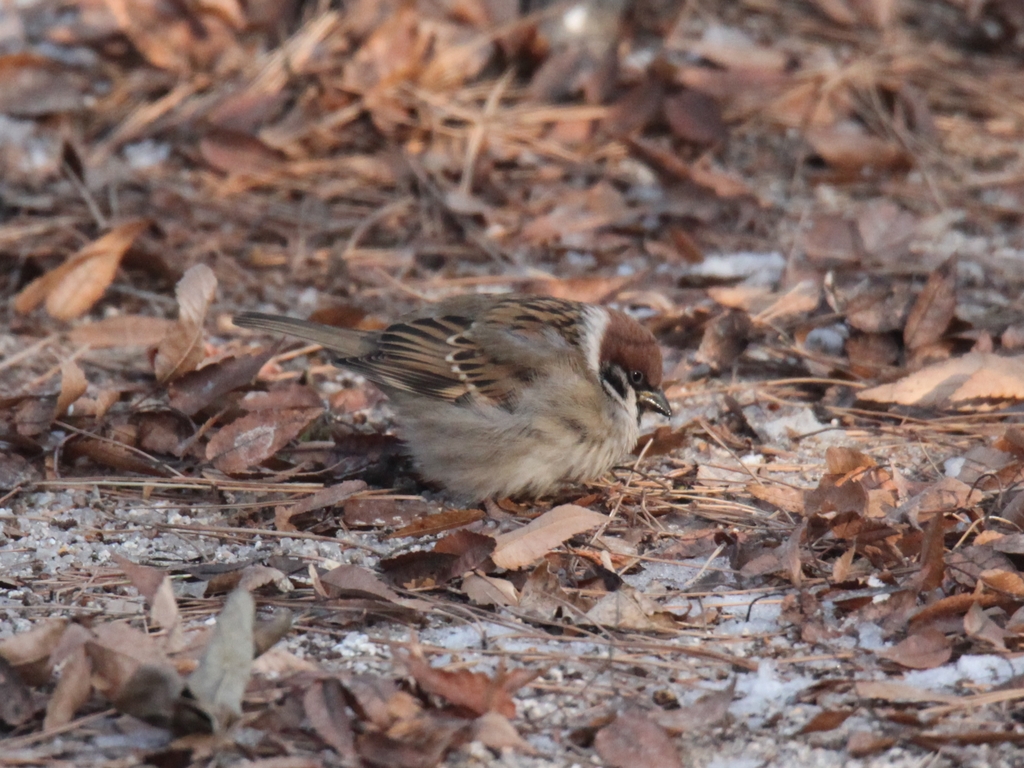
[4,0,1024,766]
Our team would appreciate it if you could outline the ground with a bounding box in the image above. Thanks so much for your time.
[2,1,1024,767]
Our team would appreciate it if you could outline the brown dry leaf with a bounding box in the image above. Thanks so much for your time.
[0,53,89,116]
[528,275,630,305]
[167,352,272,416]
[276,480,368,532]
[979,569,1024,598]
[964,602,1011,650]
[656,680,735,734]
[695,310,751,371]
[604,77,665,137]
[825,446,876,475]
[388,507,486,538]
[86,623,177,710]
[103,0,240,73]
[877,628,952,670]
[153,263,218,382]
[690,25,788,72]
[233,564,292,594]
[916,512,947,592]
[800,215,859,265]
[491,504,607,570]
[344,496,431,528]
[206,406,323,473]
[839,280,915,334]
[399,643,538,718]
[43,645,92,729]
[304,678,357,761]
[112,555,183,652]
[855,680,958,704]
[319,564,404,603]
[748,483,806,515]
[594,710,683,768]
[897,477,978,527]
[0,618,69,684]
[462,573,519,607]
[832,547,857,582]
[56,358,88,416]
[471,711,536,754]
[808,0,859,25]
[799,709,853,734]
[519,560,585,621]
[585,587,677,631]
[0,656,35,727]
[355,713,466,768]
[847,731,898,757]
[67,315,177,348]
[113,663,185,730]
[757,280,821,325]
[909,593,1006,631]
[904,256,957,351]
[200,128,287,176]
[66,436,172,477]
[689,155,753,199]
[185,588,255,732]
[857,200,917,262]
[739,521,806,585]
[858,353,1024,406]
[15,220,149,320]
[379,550,461,589]
[805,122,908,173]
[664,90,725,144]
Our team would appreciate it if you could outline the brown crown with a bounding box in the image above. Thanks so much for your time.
[599,310,663,388]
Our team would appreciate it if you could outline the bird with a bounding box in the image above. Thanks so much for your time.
[234,294,671,501]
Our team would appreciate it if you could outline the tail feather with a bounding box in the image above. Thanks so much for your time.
[233,312,375,358]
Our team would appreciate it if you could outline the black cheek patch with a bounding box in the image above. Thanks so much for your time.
[601,364,628,400]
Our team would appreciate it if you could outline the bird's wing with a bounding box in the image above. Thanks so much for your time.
[348,313,522,407]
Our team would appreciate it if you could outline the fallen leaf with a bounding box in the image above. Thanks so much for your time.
[185,589,255,732]
[56,358,88,416]
[0,656,35,726]
[462,573,519,607]
[67,315,176,348]
[399,643,538,718]
[877,628,952,670]
[904,256,957,351]
[168,351,274,416]
[964,602,1011,650]
[388,507,486,538]
[44,645,92,729]
[585,588,677,631]
[594,710,683,768]
[471,711,536,754]
[858,353,1024,407]
[656,680,735,734]
[979,569,1024,598]
[206,406,324,473]
[112,555,183,652]
[0,618,69,684]
[799,709,853,734]
[847,731,898,757]
[491,505,607,570]
[305,678,357,761]
[855,680,958,704]
[15,220,149,320]
[153,263,218,382]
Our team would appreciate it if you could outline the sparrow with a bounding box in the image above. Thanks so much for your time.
[234,294,671,501]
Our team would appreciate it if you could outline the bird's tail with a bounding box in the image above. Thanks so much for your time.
[233,312,375,358]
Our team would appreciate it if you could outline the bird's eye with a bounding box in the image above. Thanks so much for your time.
[629,370,645,386]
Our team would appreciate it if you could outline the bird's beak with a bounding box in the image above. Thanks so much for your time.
[637,389,672,417]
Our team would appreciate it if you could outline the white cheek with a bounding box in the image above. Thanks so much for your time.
[582,306,609,374]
